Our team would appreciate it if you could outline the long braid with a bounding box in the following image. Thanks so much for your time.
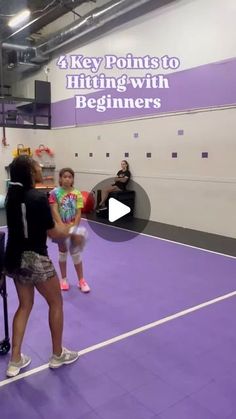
[4,156,34,272]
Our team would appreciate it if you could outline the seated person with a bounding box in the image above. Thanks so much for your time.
[97,160,131,211]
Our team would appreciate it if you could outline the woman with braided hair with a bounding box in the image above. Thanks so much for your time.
[4,156,79,377]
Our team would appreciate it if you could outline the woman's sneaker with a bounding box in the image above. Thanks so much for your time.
[6,354,31,377]
[49,347,79,369]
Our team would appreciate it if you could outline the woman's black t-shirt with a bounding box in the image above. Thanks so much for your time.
[114,170,131,190]
[23,189,55,255]
[6,189,54,258]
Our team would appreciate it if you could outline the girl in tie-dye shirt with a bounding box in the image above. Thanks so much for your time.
[49,168,90,293]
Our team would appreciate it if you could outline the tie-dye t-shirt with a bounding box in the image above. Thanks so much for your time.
[49,187,83,225]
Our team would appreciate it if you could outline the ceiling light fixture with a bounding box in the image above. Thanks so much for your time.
[8,9,31,28]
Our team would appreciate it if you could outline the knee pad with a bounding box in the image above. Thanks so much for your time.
[67,226,88,253]
[59,251,68,262]
[71,251,82,265]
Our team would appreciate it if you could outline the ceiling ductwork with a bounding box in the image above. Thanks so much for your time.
[3,45,45,76]
[2,0,175,74]
[36,0,160,56]
[2,43,36,52]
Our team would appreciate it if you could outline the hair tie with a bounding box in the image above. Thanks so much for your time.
[9,182,23,187]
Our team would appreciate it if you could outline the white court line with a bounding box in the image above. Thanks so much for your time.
[83,218,236,260]
[1,222,236,259]
[0,289,236,388]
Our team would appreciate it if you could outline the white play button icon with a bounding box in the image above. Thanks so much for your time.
[108,198,131,222]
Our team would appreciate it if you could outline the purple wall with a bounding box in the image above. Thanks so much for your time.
[51,58,236,128]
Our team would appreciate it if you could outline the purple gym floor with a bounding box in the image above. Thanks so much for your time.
[1,221,236,419]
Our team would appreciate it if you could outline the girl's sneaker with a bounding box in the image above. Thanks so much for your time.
[78,278,90,293]
[60,279,69,291]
